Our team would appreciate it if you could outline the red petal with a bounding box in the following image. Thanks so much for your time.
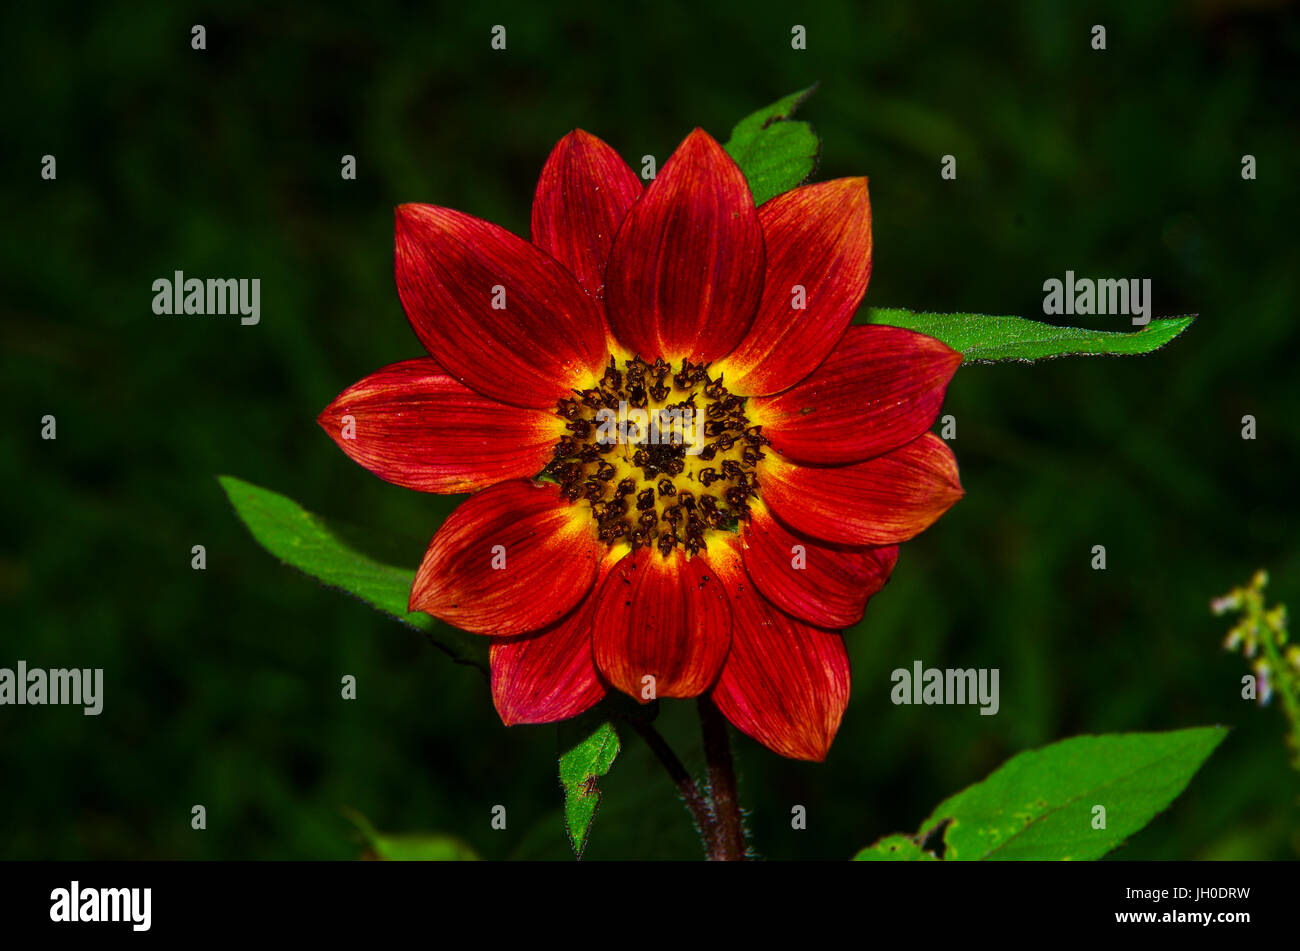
[592,547,732,700]
[604,129,763,363]
[317,359,563,494]
[760,433,962,546]
[531,130,642,303]
[491,590,606,726]
[709,551,850,761]
[395,204,610,409]
[742,503,898,630]
[751,325,961,465]
[409,481,600,635]
[717,179,872,396]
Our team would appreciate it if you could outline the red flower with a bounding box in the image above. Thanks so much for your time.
[318,129,962,761]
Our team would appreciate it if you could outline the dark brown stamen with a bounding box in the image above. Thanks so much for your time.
[541,355,763,558]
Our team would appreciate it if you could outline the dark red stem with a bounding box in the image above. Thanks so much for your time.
[698,697,747,860]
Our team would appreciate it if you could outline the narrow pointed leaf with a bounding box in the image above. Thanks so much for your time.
[864,308,1195,364]
[558,712,621,859]
[218,475,487,672]
[724,85,821,205]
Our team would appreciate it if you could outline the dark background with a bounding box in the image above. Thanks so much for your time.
[3,0,1297,860]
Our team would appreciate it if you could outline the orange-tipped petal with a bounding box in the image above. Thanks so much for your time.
[710,550,851,761]
[317,359,563,494]
[761,433,963,546]
[491,588,606,726]
[741,502,898,630]
[395,203,610,408]
[751,325,962,465]
[531,130,642,302]
[717,178,872,396]
[592,546,732,700]
[605,129,763,363]
[409,481,601,635]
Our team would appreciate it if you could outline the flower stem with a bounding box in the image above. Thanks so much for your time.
[626,717,717,855]
[698,697,747,860]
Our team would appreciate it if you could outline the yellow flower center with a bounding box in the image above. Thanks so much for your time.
[545,356,767,556]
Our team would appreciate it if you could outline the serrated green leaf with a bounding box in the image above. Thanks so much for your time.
[344,808,479,861]
[724,85,821,205]
[913,727,1227,860]
[558,712,621,860]
[852,834,938,861]
[863,307,1195,364]
[217,475,486,672]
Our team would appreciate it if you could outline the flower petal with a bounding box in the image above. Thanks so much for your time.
[716,179,872,396]
[742,502,898,630]
[709,551,850,761]
[750,325,961,465]
[409,481,600,635]
[531,130,643,303]
[605,129,763,363]
[592,546,732,700]
[317,359,564,494]
[490,589,606,726]
[760,433,962,546]
[395,203,610,409]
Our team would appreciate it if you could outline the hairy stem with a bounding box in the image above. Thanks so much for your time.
[698,697,747,860]
[626,717,718,856]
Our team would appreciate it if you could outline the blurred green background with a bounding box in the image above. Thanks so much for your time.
[3,0,1298,860]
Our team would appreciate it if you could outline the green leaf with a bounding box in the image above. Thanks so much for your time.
[724,85,821,205]
[343,808,479,861]
[853,834,938,861]
[217,475,486,672]
[863,307,1195,364]
[558,712,621,860]
[897,728,1227,860]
